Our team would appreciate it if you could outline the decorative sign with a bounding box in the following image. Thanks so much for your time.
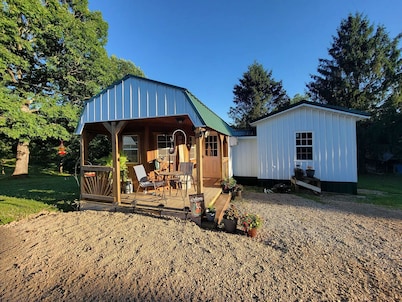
[189,193,205,217]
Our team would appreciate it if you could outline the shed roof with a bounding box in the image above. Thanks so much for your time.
[75,75,233,136]
[250,100,370,126]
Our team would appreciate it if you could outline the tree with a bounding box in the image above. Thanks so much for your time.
[307,13,402,113]
[0,0,109,175]
[307,13,402,169]
[229,61,289,128]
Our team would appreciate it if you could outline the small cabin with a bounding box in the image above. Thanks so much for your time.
[75,75,233,207]
[232,101,370,194]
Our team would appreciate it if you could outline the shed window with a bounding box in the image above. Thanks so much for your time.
[157,134,173,159]
[296,132,313,160]
[123,135,139,163]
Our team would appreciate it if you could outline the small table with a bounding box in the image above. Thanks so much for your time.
[158,171,183,196]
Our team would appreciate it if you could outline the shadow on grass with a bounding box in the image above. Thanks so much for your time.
[0,171,80,212]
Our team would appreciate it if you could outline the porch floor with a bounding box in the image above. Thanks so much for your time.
[79,178,232,225]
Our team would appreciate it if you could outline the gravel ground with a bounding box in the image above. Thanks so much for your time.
[0,191,401,301]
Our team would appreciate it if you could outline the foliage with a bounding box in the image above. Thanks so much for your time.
[0,0,145,175]
[221,177,237,189]
[99,153,129,181]
[307,13,402,167]
[229,61,290,128]
[307,13,402,113]
[222,204,240,221]
[241,213,263,230]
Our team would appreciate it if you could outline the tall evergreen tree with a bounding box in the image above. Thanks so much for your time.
[229,61,289,128]
[307,13,402,113]
[307,13,402,169]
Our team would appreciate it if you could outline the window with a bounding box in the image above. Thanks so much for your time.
[157,134,173,160]
[296,132,313,160]
[123,135,139,163]
[205,136,218,157]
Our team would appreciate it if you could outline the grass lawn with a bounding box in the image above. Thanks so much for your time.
[357,173,402,209]
[0,164,80,225]
[0,162,401,225]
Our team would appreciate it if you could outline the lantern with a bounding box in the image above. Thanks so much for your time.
[58,140,67,156]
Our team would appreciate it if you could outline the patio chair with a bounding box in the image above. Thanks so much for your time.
[172,162,196,197]
[133,164,166,201]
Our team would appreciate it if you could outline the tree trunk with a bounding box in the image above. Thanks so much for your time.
[13,141,30,176]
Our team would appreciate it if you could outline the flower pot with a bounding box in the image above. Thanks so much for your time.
[248,228,258,238]
[306,169,315,178]
[206,211,215,222]
[294,168,304,179]
[223,218,237,233]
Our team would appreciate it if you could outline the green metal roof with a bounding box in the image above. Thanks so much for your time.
[185,90,233,136]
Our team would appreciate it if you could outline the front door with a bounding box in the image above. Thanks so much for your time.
[203,135,221,178]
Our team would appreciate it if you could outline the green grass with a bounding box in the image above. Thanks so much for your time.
[357,174,402,209]
[0,196,58,224]
[0,164,80,225]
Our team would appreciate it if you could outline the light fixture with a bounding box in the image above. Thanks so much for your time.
[176,117,184,124]
[198,129,210,138]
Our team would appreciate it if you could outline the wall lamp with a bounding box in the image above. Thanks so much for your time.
[198,129,210,138]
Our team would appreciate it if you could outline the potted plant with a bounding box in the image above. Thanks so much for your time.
[205,204,216,222]
[241,213,263,238]
[306,166,315,178]
[233,184,243,199]
[221,177,237,193]
[222,204,239,233]
[294,164,304,180]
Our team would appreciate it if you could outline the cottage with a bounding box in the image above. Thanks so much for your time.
[232,101,370,194]
[75,75,233,209]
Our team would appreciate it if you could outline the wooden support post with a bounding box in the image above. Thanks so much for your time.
[111,122,121,204]
[195,128,204,194]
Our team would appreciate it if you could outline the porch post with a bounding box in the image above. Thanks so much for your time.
[111,122,121,204]
[79,131,86,200]
[195,128,204,194]
[219,134,225,180]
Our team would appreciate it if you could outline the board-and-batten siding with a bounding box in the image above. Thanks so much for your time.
[255,107,358,182]
[231,137,258,177]
[76,77,204,134]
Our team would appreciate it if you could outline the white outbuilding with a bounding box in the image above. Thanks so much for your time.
[232,101,370,194]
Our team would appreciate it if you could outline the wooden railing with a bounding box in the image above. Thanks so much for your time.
[81,165,114,203]
[222,157,229,180]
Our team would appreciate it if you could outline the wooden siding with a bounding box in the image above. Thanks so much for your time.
[254,106,360,182]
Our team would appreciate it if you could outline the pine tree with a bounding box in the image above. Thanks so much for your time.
[229,61,289,128]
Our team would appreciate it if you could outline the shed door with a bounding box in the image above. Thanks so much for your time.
[203,135,220,178]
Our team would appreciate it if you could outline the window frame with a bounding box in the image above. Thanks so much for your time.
[122,135,140,164]
[295,131,313,161]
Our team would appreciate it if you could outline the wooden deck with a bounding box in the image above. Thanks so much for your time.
[79,178,232,226]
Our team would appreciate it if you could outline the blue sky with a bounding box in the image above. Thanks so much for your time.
[88,1,401,123]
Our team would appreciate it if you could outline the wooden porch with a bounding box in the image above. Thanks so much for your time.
[79,177,232,225]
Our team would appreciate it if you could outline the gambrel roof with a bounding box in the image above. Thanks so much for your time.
[75,75,233,136]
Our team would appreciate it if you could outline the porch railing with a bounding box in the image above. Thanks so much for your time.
[81,165,114,203]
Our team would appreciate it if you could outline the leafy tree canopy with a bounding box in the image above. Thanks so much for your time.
[229,61,290,128]
[0,0,144,175]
